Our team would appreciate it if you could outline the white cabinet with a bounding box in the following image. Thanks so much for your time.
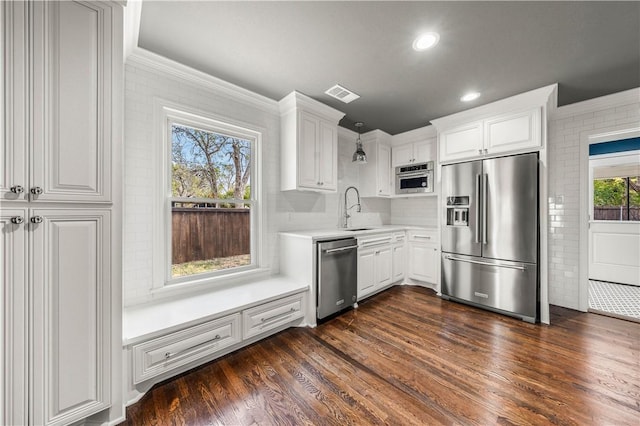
[484,108,542,154]
[2,1,115,203]
[279,91,345,192]
[1,210,28,426]
[392,140,431,167]
[2,1,122,425]
[359,130,393,197]
[357,234,394,300]
[407,230,439,284]
[438,122,484,163]
[242,294,305,339]
[436,108,542,164]
[133,313,241,384]
[31,210,112,426]
[392,232,406,283]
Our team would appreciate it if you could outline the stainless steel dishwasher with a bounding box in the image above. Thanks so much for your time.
[317,238,358,319]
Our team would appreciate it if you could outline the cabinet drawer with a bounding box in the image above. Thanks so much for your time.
[408,229,438,243]
[132,313,241,383]
[243,294,304,339]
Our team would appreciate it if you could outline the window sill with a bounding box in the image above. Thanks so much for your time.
[132,267,273,308]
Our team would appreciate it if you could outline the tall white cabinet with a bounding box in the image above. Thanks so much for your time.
[2,2,123,425]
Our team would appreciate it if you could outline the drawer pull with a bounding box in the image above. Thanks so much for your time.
[414,235,432,239]
[213,334,221,341]
[259,307,297,328]
[164,352,171,359]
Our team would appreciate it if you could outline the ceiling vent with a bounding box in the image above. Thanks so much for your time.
[325,84,360,104]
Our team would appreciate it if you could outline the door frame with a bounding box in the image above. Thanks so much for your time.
[579,125,640,311]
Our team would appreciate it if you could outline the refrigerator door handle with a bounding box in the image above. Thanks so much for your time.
[475,174,482,244]
[482,173,488,245]
[444,254,527,271]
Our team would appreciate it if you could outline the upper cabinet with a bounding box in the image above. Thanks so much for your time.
[432,85,556,164]
[358,130,393,197]
[392,140,431,167]
[2,0,116,203]
[279,91,345,192]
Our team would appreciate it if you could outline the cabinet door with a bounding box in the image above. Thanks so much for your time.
[297,113,320,189]
[357,249,376,299]
[317,119,337,190]
[31,1,113,202]
[1,210,28,426]
[414,140,432,163]
[439,122,483,163]
[484,108,541,155]
[392,243,405,283]
[408,243,438,283]
[377,144,392,196]
[392,144,414,167]
[1,2,29,202]
[30,209,111,426]
[376,246,393,288]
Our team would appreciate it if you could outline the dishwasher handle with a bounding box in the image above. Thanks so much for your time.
[324,244,358,254]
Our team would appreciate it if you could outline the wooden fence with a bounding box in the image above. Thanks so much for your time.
[172,208,250,264]
[593,206,640,221]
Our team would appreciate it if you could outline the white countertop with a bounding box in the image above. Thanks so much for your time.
[279,224,437,241]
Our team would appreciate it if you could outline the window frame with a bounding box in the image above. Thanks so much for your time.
[589,149,640,223]
[153,102,264,291]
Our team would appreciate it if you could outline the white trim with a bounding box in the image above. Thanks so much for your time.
[553,87,640,120]
[150,98,266,298]
[127,47,279,114]
[579,125,640,312]
[123,0,141,61]
[431,84,558,129]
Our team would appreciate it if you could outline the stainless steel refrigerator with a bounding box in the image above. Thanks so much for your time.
[441,152,539,322]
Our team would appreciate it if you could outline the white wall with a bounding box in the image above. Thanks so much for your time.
[123,50,390,305]
[547,89,640,309]
[124,51,281,304]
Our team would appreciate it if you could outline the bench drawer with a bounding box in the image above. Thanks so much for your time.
[243,294,304,339]
[132,313,241,383]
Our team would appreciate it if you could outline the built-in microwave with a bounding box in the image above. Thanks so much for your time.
[395,161,434,194]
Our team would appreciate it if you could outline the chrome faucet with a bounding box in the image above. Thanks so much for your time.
[342,186,361,228]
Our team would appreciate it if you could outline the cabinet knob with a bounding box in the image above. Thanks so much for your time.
[10,185,24,194]
[478,149,483,155]
[11,216,24,224]
[164,352,171,359]
[30,216,43,224]
[30,186,43,195]
[484,149,488,154]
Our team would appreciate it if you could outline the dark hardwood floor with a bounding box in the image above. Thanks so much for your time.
[122,286,640,425]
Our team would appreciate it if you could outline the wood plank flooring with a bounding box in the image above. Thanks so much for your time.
[122,286,640,425]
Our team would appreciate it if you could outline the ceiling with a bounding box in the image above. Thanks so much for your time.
[137,1,640,135]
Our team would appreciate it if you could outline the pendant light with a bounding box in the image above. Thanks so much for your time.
[352,122,367,164]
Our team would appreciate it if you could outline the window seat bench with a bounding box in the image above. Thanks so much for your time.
[123,276,310,404]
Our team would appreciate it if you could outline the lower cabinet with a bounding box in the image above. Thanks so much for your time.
[407,230,439,284]
[130,292,305,387]
[2,209,113,426]
[392,232,406,283]
[132,314,241,384]
[243,294,304,339]
[357,234,393,300]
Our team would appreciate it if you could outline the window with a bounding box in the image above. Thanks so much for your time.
[590,149,640,222]
[161,107,260,286]
[593,176,640,221]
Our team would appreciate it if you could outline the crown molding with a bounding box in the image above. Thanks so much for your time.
[127,47,279,114]
[552,87,640,120]
[431,84,558,130]
[278,91,345,123]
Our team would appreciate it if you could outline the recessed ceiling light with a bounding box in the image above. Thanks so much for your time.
[460,92,481,102]
[412,32,440,51]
